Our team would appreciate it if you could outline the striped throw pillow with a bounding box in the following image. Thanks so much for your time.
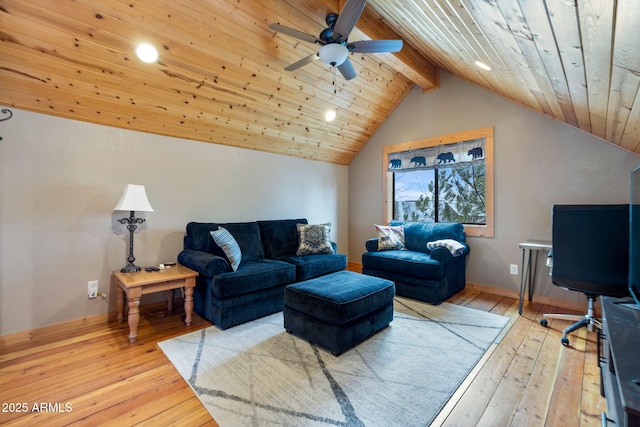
[210,227,242,271]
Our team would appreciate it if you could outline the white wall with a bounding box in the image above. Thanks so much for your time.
[349,72,640,303]
[4,71,639,336]
[0,107,348,335]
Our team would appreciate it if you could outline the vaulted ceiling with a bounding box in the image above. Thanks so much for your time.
[1,0,639,165]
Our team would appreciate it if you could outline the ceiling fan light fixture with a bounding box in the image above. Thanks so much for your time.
[319,44,348,66]
[136,43,159,63]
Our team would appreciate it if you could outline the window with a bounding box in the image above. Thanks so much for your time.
[383,127,494,237]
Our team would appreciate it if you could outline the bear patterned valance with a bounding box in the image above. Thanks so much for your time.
[388,137,485,172]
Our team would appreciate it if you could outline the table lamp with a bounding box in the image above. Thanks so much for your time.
[114,184,154,273]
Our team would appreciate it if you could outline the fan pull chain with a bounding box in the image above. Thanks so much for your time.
[332,66,337,95]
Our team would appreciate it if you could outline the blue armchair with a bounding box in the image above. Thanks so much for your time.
[362,221,470,304]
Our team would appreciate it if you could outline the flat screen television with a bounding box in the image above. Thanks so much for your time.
[552,204,629,297]
[630,165,640,307]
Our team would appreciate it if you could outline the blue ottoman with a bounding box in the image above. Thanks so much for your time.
[284,270,395,355]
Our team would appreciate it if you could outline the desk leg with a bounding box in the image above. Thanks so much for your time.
[529,251,539,301]
[127,288,142,343]
[116,283,125,323]
[519,248,527,315]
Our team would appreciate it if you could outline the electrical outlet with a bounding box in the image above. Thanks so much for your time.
[510,264,518,275]
[88,280,99,299]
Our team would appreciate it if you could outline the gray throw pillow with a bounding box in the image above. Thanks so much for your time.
[296,223,335,256]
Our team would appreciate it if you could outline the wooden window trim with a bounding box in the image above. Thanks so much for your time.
[383,126,494,238]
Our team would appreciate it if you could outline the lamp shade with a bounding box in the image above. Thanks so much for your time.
[319,43,348,66]
[113,184,154,212]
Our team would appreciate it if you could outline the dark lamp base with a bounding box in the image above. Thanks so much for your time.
[121,264,142,273]
[118,210,146,274]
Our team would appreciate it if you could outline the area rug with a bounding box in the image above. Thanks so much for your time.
[158,297,510,427]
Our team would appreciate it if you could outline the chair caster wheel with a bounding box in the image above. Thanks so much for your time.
[561,337,569,346]
[540,319,548,327]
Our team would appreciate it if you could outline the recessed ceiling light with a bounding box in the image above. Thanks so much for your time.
[136,43,158,63]
[475,60,491,71]
[325,110,337,121]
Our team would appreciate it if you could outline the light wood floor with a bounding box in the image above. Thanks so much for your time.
[0,288,605,426]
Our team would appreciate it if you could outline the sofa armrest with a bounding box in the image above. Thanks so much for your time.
[331,241,338,253]
[429,243,470,263]
[178,249,229,277]
[365,238,379,252]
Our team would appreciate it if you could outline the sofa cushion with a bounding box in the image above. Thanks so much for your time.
[258,218,308,259]
[361,250,444,279]
[220,222,265,262]
[296,223,335,255]
[212,260,296,299]
[210,227,242,271]
[277,253,347,281]
[185,222,220,253]
[185,221,264,262]
[390,221,465,254]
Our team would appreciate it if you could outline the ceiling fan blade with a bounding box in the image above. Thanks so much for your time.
[269,23,321,45]
[348,39,403,53]
[333,0,366,41]
[337,58,357,80]
[285,53,320,71]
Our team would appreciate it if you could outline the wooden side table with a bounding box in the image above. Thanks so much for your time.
[112,264,198,343]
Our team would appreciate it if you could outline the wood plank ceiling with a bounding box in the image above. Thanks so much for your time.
[1,0,639,165]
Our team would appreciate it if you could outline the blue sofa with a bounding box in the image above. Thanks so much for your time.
[361,221,470,304]
[177,219,347,329]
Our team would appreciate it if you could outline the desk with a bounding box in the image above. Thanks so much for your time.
[518,240,552,315]
[601,297,640,426]
[112,264,198,343]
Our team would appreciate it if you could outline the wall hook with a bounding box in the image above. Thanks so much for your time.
[0,109,13,141]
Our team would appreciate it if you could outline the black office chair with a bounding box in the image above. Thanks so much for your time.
[540,205,629,346]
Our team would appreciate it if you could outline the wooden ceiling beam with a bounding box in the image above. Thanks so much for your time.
[337,0,440,92]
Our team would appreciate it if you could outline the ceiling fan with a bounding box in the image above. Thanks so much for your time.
[269,0,403,81]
